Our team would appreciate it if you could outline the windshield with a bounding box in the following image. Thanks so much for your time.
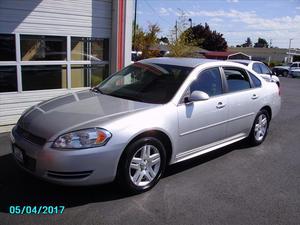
[97,62,193,104]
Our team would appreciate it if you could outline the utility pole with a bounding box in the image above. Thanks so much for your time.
[288,38,293,63]
[175,20,178,41]
[269,39,272,48]
[188,18,192,28]
[133,0,138,50]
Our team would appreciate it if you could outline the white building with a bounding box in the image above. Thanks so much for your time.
[0,0,133,132]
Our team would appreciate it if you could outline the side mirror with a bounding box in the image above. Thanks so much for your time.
[185,91,209,103]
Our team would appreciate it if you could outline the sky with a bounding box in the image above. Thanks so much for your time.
[135,0,300,49]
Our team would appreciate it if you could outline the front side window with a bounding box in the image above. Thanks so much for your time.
[290,63,299,68]
[249,72,262,88]
[21,35,67,61]
[259,63,272,75]
[252,63,262,74]
[224,67,251,92]
[0,34,16,61]
[190,67,223,97]
[98,63,192,104]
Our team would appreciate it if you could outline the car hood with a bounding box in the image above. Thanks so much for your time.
[17,90,157,141]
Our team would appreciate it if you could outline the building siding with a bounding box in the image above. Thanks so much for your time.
[0,0,112,38]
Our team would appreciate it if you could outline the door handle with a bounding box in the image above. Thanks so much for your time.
[251,94,259,100]
[216,102,226,109]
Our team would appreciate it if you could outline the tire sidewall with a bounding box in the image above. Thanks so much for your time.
[118,137,166,193]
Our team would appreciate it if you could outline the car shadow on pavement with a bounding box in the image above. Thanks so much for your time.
[164,140,251,177]
[0,140,250,213]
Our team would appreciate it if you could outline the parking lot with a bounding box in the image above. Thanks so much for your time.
[0,77,299,225]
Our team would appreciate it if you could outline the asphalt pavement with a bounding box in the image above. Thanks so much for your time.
[0,77,299,225]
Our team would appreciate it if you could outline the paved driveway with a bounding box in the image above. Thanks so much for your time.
[0,77,300,225]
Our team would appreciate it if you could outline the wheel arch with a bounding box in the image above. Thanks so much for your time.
[260,105,272,121]
[119,129,173,166]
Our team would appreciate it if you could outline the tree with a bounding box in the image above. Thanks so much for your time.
[183,23,228,51]
[254,38,269,48]
[167,11,198,57]
[241,37,252,47]
[132,23,161,58]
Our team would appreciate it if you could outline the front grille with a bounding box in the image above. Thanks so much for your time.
[15,125,46,146]
[47,170,93,179]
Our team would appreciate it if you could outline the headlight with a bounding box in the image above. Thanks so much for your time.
[52,128,112,149]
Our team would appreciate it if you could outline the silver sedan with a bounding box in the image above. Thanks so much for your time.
[10,58,281,193]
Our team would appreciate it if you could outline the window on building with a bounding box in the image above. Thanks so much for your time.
[0,66,17,92]
[0,34,16,61]
[71,64,108,88]
[22,65,67,91]
[71,37,109,61]
[224,67,251,92]
[21,35,67,61]
[0,33,109,92]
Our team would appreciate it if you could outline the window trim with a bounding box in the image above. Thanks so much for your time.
[220,66,253,94]
[179,66,225,104]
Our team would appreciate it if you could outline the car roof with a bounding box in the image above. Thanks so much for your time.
[139,57,219,68]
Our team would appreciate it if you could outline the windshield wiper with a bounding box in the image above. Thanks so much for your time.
[90,86,104,94]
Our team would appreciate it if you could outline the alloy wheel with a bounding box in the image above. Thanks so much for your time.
[129,144,161,187]
[254,114,268,142]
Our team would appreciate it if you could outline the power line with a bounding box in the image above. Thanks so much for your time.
[143,0,173,26]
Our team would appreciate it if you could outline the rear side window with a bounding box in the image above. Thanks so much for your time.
[249,72,262,88]
[190,67,223,97]
[252,63,262,74]
[223,67,251,92]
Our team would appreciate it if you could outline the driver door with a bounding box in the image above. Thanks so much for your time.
[177,67,228,158]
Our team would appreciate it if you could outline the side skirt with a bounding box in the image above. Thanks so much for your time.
[174,133,247,164]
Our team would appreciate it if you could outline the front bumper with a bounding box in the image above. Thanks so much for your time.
[10,126,125,186]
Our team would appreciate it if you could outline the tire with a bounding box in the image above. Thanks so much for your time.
[247,109,270,146]
[117,137,166,193]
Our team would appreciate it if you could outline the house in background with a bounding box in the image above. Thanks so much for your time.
[200,50,251,60]
[0,0,133,132]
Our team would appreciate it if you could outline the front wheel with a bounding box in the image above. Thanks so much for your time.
[247,110,270,146]
[117,137,166,193]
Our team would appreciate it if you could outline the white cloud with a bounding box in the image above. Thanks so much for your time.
[159,7,169,16]
[226,0,239,3]
[162,7,300,48]
[209,18,224,23]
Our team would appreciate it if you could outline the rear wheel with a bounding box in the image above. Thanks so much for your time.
[248,109,270,146]
[117,137,166,193]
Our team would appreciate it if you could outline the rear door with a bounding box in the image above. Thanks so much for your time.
[222,67,260,138]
